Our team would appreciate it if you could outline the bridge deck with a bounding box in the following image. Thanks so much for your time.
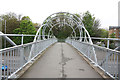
[20,42,102,78]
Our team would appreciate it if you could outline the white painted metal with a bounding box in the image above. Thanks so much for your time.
[1,12,119,80]
[66,39,120,79]
[0,31,16,46]
[4,20,6,48]
[36,12,92,44]
[0,38,57,79]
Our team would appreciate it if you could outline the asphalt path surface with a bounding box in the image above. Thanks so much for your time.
[21,42,102,78]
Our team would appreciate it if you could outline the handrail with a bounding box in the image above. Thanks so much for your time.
[71,37,120,41]
[66,39,119,79]
[0,38,57,79]
[0,34,49,37]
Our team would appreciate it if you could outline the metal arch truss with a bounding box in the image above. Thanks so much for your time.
[31,12,97,64]
[34,12,93,43]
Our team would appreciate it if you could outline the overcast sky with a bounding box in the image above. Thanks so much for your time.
[0,0,119,29]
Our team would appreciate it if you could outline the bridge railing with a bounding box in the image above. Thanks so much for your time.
[0,38,57,79]
[0,33,52,46]
[66,39,120,79]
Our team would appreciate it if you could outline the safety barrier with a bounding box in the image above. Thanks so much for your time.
[66,39,120,79]
[0,38,57,79]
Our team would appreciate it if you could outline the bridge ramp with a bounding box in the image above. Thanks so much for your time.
[20,42,102,78]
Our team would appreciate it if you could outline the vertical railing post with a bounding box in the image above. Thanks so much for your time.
[4,20,6,48]
[0,52,2,80]
[118,53,120,80]
[34,42,36,56]
[107,39,109,48]
[0,20,2,49]
[105,51,108,75]
[20,46,24,67]
[0,20,2,80]
[21,34,24,45]
[87,45,90,58]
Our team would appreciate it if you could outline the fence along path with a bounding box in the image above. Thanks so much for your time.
[20,42,102,78]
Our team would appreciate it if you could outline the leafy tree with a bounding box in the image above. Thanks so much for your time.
[21,16,30,21]
[76,11,101,37]
[109,33,116,49]
[82,11,101,37]
[42,13,73,40]
[13,16,36,44]
[99,29,109,47]
[109,33,116,38]
[51,14,73,40]
[0,12,21,34]
[0,12,21,47]
[33,23,41,30]
[100,29,108,38]
[52,24,72,39]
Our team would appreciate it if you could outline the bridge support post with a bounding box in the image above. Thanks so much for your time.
[0,52,2,80]
[107,39,109,48]
[118,54,120,80]
[21,34,24,45]
[20,47,25,66]
[0,20,2,49]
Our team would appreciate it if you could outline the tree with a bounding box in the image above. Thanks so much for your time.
[109,33,116,49]
[100,29,108,38]
[52,24,72,39]
[109,33,116,38]
[99,29,109,47]
[76,11,101,37]
[51,14,73,40]
[82,11,102,37]
[33,23,41,31]
[13,16,36,44]
[0,12,22,47]
[0,12,21,34]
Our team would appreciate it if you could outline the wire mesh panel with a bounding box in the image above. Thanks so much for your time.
[0,38,57,79]
[66,39,120,79]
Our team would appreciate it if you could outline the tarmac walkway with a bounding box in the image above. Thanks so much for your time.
[20,42,102,78]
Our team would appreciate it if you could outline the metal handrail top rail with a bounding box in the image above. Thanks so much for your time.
[70,39,120,54]
[0,34,49,37]
[0,38,56,53]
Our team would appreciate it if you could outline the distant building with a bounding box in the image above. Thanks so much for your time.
[109,26,120,46]
[109,26,120,38]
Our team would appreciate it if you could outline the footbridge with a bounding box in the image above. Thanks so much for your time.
[0,12,119,80]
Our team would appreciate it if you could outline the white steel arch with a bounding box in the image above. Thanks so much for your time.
[29,12,97,64]
[34,12,93,43]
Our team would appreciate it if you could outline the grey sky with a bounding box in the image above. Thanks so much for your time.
[0,0,119,29]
